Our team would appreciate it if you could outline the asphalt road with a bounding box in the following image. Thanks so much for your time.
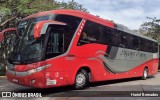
[0,72,160,100]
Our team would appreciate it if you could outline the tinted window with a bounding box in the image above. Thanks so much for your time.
[17,16,50,37]
[53,14,82,48]
[77,20,158,53]
[101,27,111,45]
[131,35,139,50]
[78,21,100,46]
[111,29,118,46]
[120,33,128,48]
[153,42,158,53]
[116,30,122,47]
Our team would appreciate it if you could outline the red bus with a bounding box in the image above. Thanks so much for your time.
[6,10,159,89]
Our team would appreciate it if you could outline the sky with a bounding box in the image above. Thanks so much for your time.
[56,0,160,30]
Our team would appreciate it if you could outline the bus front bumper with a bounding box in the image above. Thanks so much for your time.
[6,69,48,88]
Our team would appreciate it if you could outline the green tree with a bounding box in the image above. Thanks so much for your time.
[0,0,61,29]
[0,0,88,29]
[140,17,160,43]
[58,0,88,12]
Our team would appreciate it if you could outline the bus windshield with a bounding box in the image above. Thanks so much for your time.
[9,14,82,64]
[9,16,49,64]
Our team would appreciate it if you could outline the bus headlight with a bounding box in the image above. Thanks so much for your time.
[27,64,51,75]
[28,69,36,75]
[36,66,46,72]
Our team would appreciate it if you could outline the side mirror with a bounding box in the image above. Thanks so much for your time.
[34,20,66,39]
[0,28,16,42]
[34,21,45,39]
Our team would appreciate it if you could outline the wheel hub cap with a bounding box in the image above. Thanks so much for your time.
[76,73,85,86]
[144,70,147,78]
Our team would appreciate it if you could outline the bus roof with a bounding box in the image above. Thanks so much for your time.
[23,9,114,28]
[24,9,157,42]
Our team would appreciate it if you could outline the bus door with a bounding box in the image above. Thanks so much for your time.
[34,21,70,86]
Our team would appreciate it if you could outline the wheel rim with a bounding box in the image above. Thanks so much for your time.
[144,69,148,78]
[76,73,86,86]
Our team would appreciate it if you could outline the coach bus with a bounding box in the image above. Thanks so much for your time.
[6,10,159,89]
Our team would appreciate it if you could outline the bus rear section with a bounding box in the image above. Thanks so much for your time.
[6,10,159,89]
[72,19,159,82]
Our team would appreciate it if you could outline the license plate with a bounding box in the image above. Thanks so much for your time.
[47,79,56,85]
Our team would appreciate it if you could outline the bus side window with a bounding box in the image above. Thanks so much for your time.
[116,30,122,47]
[147,40,151,52]
[102,27,116,46]
[139,38,145,51]
[147,41,151,52]
[132,36,139,50]
[127,34,133,49]
[106,28,113,45]
[111,29,117,46]
[122,34,128,48]
[154,42,158,53]
[100,26,110,45]
[101,28,122,47]
[139,38,142,51]
[77,21,100,46]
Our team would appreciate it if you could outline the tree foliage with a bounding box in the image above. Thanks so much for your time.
[60,0,88,13]
[140,17,160,43]
[0,0,88,30]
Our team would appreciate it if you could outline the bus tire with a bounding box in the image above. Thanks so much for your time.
[142,68,148,80]
[74,69,89,89]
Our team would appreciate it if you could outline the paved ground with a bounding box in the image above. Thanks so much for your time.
[0,72,160,100]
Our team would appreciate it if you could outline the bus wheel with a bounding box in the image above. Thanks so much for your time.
[142,68,148,80]
[74,69,89,89]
